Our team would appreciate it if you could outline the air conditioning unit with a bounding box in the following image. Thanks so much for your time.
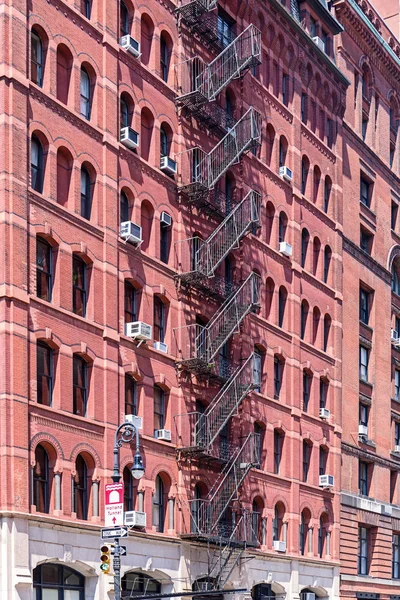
[120,221,142,245]
[279,166,293,182]
[273,540,286,552]
[124,414,143,430]
[160,156,177,175]
[395,445,400,453]
[155,429,171,441]
[392,329,399,343]
[120,35,141,58]
[160,211,172,226]
[319,474,334,488]
[279,241,293,258]
[125,321,152,340]
[302,594,316,600]
[120,127,139,150]
[312,36,325,52]
[124,511,146,527]
[153,341,168,353]
[319,407,330,420]
[358,424,368,438]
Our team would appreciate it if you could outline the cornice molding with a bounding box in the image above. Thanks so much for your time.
[342,236,392,285]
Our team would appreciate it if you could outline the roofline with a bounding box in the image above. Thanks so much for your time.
[304,0,344,35]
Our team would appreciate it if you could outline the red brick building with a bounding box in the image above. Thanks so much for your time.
[0,0,353,598]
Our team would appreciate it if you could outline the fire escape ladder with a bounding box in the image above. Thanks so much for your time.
[195,190,261,277]
[176,0,218,27]
[194,107,261,190]
[207,522,246,589]
[194,354,256,449]
[199,432,260,532]
[195,271,261,365]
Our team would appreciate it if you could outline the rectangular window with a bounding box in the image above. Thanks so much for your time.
[359,403,369,427]
[160,37,169,82]
[310,17,317,37]
[253,351,262,393]
[124,282,137,323]
[217,11,234,48]
[395,422,400,447]
[125,375,137,416]
[394,534,400,579]
[72,256,87,317]
[360,227,373,254]
[326,118,333,148]
[360,176,371,207]
[301,93,308,124]
[359,460,369,496]
[153,297,165,343]
[359,288,370,324]
[274,430,283,474]
[37,343,53,406]
[359,345,369,382]
[319,446,327,476]
[396,316,400,338]
[36,238,52,302]
[31,32,43,86]
[362,116,368,141]
[73,355,88,416]
[303,371,311,412]
[358,526,369,575]
[160,223,170,264]
[282,73,289,106]
[391,470,398,504]
[392,201,399,230]
[154,386,165,431]
[303,440,311,482]
[395,369,400,401]
[274,357,282,399]
[320,378,328,409]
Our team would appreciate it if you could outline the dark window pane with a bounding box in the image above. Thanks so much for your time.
[36,238,52,301]
[37,343,53,406]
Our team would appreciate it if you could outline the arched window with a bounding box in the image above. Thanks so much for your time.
[160,33,171,82]
[273,503,284,540]
[160,125,171,158]
[37,342,53,406]
[120,96,130,129]
[265,124,275,167]
[123,466,134,511]
[251,497,263,543]
[120,0,130,37]
[313,237,321,276]
[254,421,264,467]
[140,14,154,67]
[301,300,309,340]
[140,108,154,162]
[279,136,288,168]
[73,454,89,519]
[124,281,137,325]
[312,306,320,345]
[80,67,91,119]
[265,277,274,320]
[303,369,312,412]
[72,255,87,317]
[154,297,165,344]
[253,349,263,393]
[160,213,172,264]
[299,510,309,555]
[266,201,275,245]
[253,583,276,600]
[324,176,332,213]
[192,483,205,533]
[36,237,52,302]
[80,165,92,220]
[153,474,165,532]
[323,314,331,352]
[122,573,161,597]
[324,246,332,284]
[56,44,73,105]
[33,564,84,599]
[301,156,309,195]
[33,444,50,513]
[141,199,154,251]
[278,286,287,328]
[31,29,43,86]
[73,354,88,416]
[57,146,73,206]
[154,385,166,431]
[313,166,321,203]
[278,211,287,243]
[31,135,44,193]
[318,513,329,558]
[393,261,400,294]
[301,229,309,268]
[120,190,130,223]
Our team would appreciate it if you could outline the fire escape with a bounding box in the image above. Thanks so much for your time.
[174,6,263,591]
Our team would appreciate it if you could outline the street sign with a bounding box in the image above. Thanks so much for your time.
[101,526,128,540]
[105,483,124,527]
[111,546,127,556]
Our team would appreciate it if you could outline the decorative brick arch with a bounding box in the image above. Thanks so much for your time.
[388,244,400,270]
[33,328,62,350]
[299,501,315,519]
[30,432,64,463]
[32,222,63,248]
[149,463,175,484]
[316,505,333,521]
[70,442,102,470]
[269,494,288,512]
[29,18,54,42]
[53,34,79,58]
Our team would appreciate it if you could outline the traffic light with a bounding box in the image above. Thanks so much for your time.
[100,544,111,574]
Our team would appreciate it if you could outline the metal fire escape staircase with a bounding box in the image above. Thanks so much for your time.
[176,271,260,373]
[176,0,223,52]
[186,433,260,589]
[177,25,261,133]
[180,107,261,205]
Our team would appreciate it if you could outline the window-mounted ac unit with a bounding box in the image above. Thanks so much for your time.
[279,241,293,258]
[120,35,141,58]
[125,321,152,340]
[124,414,143,430]
[120,221,142,245]
[312,36,325,52]
[160,211,172,226]
[160,156,177,175]
[154,341,168,353]
[358,424,368,438]
[120,127,139,150]
[319,474,334,488]
[273,540,286,552]
[279,166,293,182]
[155,429,171,441]
[124,510,146,527]
[392,329,400,343]
[395,445,400,453]
[319,407,330,420]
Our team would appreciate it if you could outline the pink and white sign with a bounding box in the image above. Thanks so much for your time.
[104,483,124,526]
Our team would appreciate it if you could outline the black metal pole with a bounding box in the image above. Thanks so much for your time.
[113,537,121,600]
